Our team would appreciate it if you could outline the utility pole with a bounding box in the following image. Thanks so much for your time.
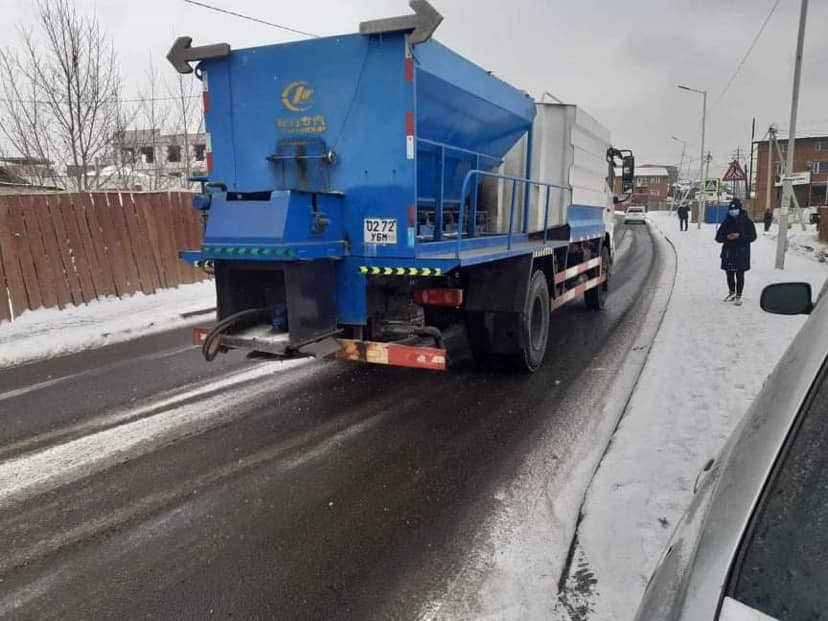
[732,146,741,197]
[766,126,775,217]
[776,0,809,270]
[671,136,687,211]
[773,136,804,219]
[699,95,707,229]
[707,152,717,207]
[747,117,755,199]
[678,85,707,229]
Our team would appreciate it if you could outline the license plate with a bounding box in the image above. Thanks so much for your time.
[364,218,397,245]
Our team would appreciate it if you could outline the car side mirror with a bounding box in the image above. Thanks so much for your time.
[760,283,813,315]
[621,155,635,194]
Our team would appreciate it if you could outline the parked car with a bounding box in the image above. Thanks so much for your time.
[625,206,647,224]
[635,279,828,621]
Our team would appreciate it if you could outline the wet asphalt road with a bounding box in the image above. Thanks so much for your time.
[0,222,656,620]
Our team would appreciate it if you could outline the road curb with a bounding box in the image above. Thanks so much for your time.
[555,221,678,613]
[592,222,678,455]
[416,224,679,620]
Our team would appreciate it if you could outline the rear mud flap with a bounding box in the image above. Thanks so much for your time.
[284,261,338,345]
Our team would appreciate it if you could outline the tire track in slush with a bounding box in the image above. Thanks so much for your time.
[0,360,314,508]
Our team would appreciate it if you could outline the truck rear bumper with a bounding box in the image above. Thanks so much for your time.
[192,326,447,371]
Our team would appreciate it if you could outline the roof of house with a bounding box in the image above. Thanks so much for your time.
[0,156,52,166]
[0,166,30,185]
[614,165,670,177]
[113,128,208,147]
[756,131,828,143]
[635,166,669,177]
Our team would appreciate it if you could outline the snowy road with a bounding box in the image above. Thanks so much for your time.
[0,222,666,620]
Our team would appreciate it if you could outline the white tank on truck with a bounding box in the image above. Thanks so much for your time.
[486,103,619,245]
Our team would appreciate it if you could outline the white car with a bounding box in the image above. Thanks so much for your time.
[624,206,647,223]
[636,280,828,621]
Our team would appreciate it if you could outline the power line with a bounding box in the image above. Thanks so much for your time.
[181,0,319,38]
[711,0,782,109]
[0,94,200,105]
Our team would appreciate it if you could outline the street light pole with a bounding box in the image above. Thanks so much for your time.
[671,136,687,210]
[678,85,708,229]
[776,0,809,270]
[671,136,687,180]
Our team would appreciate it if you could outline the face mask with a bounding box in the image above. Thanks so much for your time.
[728,209,740,217]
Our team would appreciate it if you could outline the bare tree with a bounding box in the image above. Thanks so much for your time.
[0,49,60,187]
[103,95,139,190]
[0,0,122,190]
[135,59,172,189]
[169,73,204,188]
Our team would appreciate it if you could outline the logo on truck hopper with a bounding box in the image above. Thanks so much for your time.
[281,81,314,112]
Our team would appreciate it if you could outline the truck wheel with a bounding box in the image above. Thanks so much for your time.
[515,270,550,373]
[585,246,610,311]
[465,271,549,372]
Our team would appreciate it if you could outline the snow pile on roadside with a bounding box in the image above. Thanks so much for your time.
[0,281,215,368]
[557,212,827,620]
[763,222,827,263]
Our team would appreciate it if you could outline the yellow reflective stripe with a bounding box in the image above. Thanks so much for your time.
[358,266,445,276]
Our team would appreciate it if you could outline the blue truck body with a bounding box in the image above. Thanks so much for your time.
[175,9,632,371]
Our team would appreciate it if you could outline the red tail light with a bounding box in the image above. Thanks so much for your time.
[412,288,464,307]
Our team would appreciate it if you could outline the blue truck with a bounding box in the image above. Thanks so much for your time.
[171,1,634,373]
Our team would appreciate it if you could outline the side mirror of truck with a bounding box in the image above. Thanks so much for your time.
[621,155,635,194]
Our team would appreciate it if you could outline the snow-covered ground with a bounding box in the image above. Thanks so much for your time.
[0,281,215,368]
[556,212,827,620]
[764,220,827,264]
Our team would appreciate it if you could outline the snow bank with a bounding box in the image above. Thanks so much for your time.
[763,221,827,264]
[557,212,827,620]
[0,281,215,368]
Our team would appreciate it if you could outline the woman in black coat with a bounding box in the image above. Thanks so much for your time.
[715,199,757,305]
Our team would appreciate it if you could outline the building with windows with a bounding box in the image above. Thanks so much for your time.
[112,128,208,189]
[614,164,671,210]
[754,133,828,212]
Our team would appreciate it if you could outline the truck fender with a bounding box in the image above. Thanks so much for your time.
[463,254,533,313]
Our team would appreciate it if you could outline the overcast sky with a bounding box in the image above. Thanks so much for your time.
[2,0,826,177]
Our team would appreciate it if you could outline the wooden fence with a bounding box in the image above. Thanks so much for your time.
[0,191,208,322]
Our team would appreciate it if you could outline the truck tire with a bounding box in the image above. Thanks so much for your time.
[465,270,549,372]
[585,245,610,311]
[514,270,550,372]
